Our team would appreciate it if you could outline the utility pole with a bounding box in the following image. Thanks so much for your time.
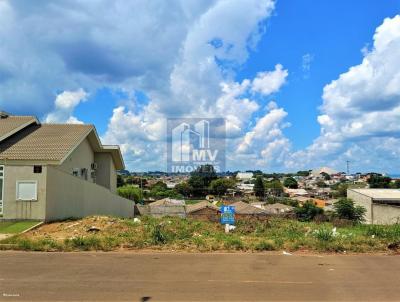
[346,160,350,175]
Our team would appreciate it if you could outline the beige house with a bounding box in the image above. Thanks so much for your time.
[348,189,400,224]
[0,112,134,221]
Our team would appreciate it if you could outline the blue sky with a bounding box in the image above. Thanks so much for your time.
[240,0,400,150]
[1,1,400,173]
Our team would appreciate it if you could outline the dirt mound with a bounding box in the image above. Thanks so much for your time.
[29,216,126,240]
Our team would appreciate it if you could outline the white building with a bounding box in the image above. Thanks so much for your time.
[236,172,254,181]
[348,189,400,224]
[237,183,254,193]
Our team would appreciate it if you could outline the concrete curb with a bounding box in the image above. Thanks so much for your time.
[20,221,44,234]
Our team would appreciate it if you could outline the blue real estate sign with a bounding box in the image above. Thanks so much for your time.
[220,206,235,225]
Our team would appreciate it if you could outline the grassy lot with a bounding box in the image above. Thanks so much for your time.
[184,199,205,205]
[0,221,41,234]
[1,216,400,253]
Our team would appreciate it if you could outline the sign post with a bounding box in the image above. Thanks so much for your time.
[220,206,235,233]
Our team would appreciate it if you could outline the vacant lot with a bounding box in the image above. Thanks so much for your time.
[1,216,400,253]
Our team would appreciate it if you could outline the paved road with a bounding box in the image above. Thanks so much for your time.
[0,252,399,301]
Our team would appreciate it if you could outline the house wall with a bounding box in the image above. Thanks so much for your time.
[187,207,220,222]
[45,166,134,221]
[347,189,373,223]
[110,159,117,193]
[149,205,186,218]
[94,153,117,193]
[59,138,95,182]
[372,204,400,225]
[2,165,47,220]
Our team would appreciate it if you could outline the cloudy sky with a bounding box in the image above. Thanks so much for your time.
[1,0,400,173]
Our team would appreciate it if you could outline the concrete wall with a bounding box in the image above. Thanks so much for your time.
[94,153,117,193]
[2,165,47,220]
[109,159,117,193]
[59,138,95,182]
[45,166,134,221]
[348,189,400,224]
[148,205,186,218]
[347,189,373,223]
[372,204,400,225]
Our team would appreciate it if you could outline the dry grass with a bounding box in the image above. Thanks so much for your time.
[1,216,400,253]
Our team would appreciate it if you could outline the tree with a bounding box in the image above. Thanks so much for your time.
[253,176,265,199]
[368,174,392,188]
[283,177,298,189]
[188,165,218,196]
[148,181,183,199]
[333,198,366,223]
[296,170,310,177]
[209,178,236,196]
[191,164,218,186]
[117,175,125,187]
[265,179,284,196]
[117,185,142,202]
[150,181,168,191]
[295,201,324,222]
[188,175,206,196]
[320,172,331,180]
[174,182,192,197]
[391,179,400,189]
[151,189,183,199]
[316,180,327,188]
[332,183,348,198]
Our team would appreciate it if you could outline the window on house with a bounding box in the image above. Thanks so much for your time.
[16,181,37,201]
[72,169,79,177]
[81,168,88,180]
[33,165,42,173]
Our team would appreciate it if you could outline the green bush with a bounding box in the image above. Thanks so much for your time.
[313,228,334,242]
[66,236,102,250]
[295,201,324,222]
[365,224,400,240]
[151,224,169,244]
[333,198,366,223]
[254,240,275,251]
[117,185,142,202]
[223,237,244,250]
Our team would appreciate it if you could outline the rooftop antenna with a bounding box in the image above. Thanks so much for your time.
[346,160,350,175]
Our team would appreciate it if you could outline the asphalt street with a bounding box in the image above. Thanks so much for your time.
[0,251,399,301]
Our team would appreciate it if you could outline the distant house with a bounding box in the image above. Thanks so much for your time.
[139,198,186,218]
[150,198,185,207]
[291,196,310,204]
[237,183,255,195]
[231,201,268,220]
[264,203,294,215]
[285,188,309,197]
[0,112,134,221]
[249,201,267,209]
[312,199,327,208]
[311,167,338,178]
[348,189,400,224]
[186,201,220,222]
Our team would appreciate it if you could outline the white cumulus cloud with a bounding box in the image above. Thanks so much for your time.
[45,89,88,124]
[289,15,400,173]
[251,64,288,95]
